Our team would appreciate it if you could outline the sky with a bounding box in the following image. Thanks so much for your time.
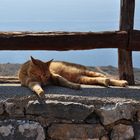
[0,0,139,67]
[0,0,120,31]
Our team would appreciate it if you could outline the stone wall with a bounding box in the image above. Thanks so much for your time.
[0,94,140,140]
[0,85,140,140]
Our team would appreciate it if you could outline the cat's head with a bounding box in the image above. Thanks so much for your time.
[29,56,53,85]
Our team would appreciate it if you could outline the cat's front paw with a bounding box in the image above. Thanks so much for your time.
[33,84,45,98]
[38,90,45,98]
[37,90,46,104]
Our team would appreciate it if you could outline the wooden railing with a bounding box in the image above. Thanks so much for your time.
[0,0,139,85]
[0,30,139,51]
[0,31,128,50]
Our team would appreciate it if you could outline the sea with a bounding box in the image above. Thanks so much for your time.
[0,0,139,67]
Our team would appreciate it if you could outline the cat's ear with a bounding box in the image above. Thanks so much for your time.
[30,56,38,65]
[46,59,53,67]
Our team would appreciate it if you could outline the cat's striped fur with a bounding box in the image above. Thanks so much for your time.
[18,57,128,98]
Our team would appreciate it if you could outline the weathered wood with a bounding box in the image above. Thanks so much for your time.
[129,30,140,51]
[0,31,128,50]
[118,0,135,85]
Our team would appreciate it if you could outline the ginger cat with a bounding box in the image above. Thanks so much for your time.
[19,56,128,98]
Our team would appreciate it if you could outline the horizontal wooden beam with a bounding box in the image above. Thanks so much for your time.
[129,30,140,51]
[0,31,128,51]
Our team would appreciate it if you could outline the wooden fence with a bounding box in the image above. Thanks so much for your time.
[0,0,139,85]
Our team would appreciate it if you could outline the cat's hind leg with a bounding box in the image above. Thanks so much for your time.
[84,70,106,77]
[52,73,81,89]
[84,70,128,87]
[109,79,128,87]
[78,76,110,87]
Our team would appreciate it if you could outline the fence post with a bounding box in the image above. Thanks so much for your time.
[118,0,135,85]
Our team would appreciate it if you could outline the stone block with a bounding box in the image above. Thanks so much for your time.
[47,123,107,140]
[0,119,45,140]
[26,100,94,122]
[133,122,140,140]
[5,102,24,117]
[137,110,140,122]
[101,135,109,140]
[96,103,134,125]
[111,124,134,140]
[85,113,100,124]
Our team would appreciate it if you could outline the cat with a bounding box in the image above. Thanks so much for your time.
[18,56,128,98]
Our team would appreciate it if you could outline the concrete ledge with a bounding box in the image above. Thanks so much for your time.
[0,84,140,140]
[0,84,140,102]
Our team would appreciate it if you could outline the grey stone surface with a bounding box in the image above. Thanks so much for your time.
[26,100,94,122]
[85,113,100,124]
[101,135,109,140]
[0,84,140,103]
[133,122,140,140]
[96,103,135,125]
[5,102,24,117]
[0,119,45,140]
[137,111,140,122]
[0,102,4,114]
[111,124,134,140]
[47,123,107,140]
